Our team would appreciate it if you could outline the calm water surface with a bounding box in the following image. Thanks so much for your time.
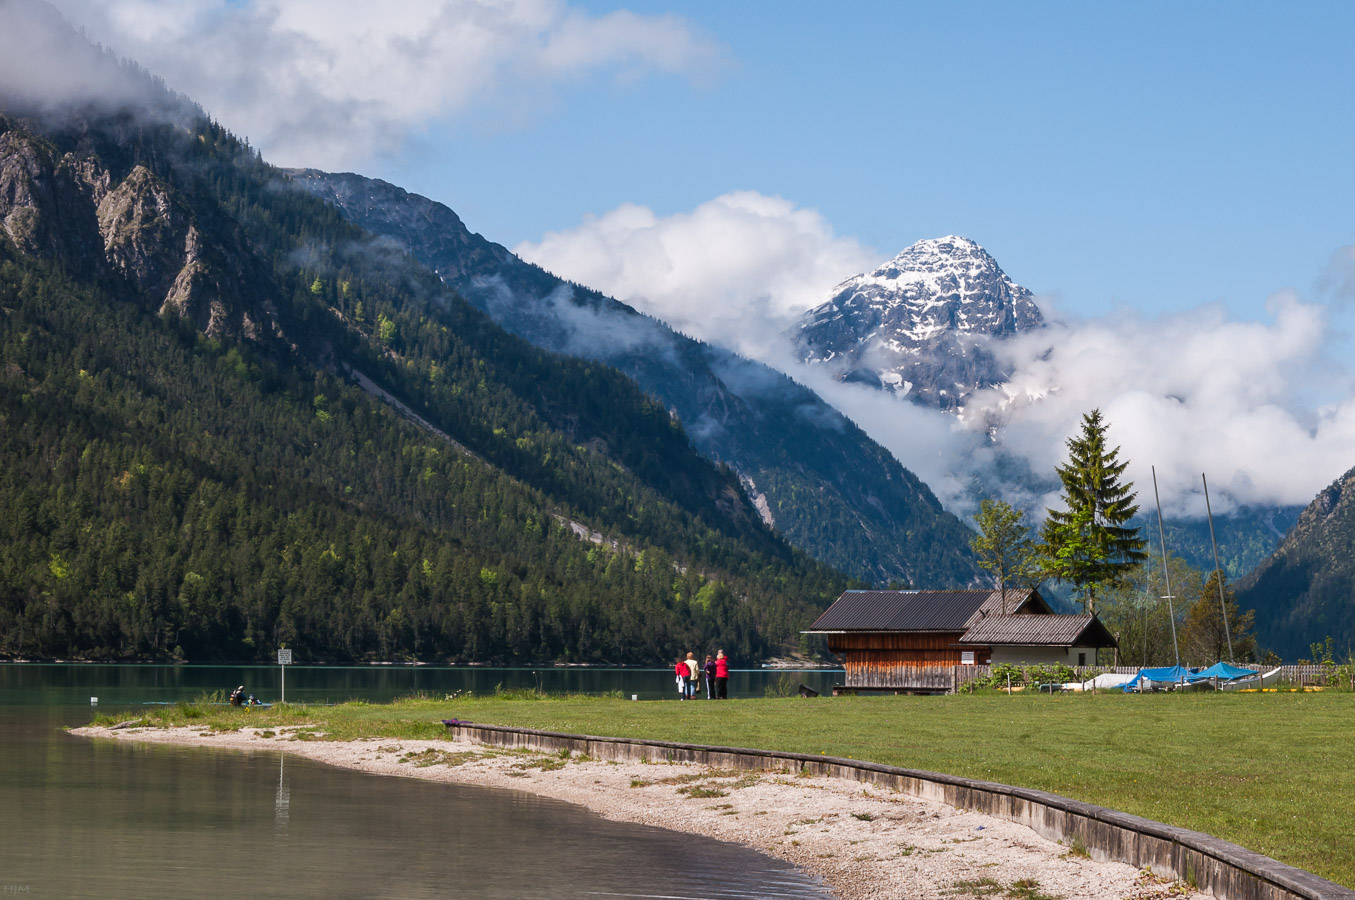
[2,665,840,899]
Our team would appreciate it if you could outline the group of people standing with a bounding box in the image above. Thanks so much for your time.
[675,650,729,699]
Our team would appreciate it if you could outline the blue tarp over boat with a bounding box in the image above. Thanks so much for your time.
[1194,662,1258,680]
[1122,662,1260,691]
[1122,665,1194,691]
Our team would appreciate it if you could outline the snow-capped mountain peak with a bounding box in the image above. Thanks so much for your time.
[792,236,1042,411]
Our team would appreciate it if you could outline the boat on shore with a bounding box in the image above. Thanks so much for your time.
[1121,663,1283,692]
[1217,667,1283,691]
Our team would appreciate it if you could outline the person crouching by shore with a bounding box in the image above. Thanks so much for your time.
[675,657,689,699]
[704,655,716,699]
[715,651,729,699]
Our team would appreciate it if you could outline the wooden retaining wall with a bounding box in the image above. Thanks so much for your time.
[444,721,1355,900]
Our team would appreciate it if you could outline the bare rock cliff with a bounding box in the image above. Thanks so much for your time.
[1,121,275,342]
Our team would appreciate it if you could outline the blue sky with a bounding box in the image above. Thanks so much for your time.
[382,1,1355,325]
[56,0,1355,323]
[46,0,1355,512]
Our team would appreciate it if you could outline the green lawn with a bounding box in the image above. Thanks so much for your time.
[98,690,1355,888]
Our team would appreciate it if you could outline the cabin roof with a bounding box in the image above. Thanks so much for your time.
[805,588,1048,633]
[958,614,1118,648]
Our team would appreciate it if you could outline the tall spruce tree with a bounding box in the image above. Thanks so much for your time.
[1041,409,1147,612]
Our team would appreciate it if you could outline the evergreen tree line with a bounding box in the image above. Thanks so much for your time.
[0,109,849,663]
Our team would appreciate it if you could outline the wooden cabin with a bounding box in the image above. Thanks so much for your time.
[805,588,1117,693]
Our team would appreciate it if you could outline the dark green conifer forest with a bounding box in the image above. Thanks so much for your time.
[0,99,850,663]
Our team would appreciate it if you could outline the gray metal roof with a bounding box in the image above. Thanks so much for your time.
[958,614,1117,648]
[806,589,1046,633]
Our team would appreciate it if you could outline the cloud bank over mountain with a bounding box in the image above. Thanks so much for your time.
[48,0,725,168]
[971,293,1355,515]
[515,191,876,361]
[517,195,1355,517]
[19,0,1350,520]
[0,0,192,116]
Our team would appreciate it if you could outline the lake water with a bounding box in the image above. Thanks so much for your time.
[1,665,841,899]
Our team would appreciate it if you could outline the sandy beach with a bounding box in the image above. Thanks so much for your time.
[74,723,1208,900]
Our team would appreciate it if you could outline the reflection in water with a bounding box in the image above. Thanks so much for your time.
[1,668,837,900]
[275,752,289,827]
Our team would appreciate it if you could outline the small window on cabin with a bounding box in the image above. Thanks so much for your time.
[1077,652,1086,667]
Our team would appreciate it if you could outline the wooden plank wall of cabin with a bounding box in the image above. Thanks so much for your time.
[842,654,959,687]
[828,632,963,651]
[842,649,969,667]
[826,633,995,689]
[844,663,957,690]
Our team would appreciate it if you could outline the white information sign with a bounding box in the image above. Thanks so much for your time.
[277,648,293,703]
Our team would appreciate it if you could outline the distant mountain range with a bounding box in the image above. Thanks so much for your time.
[287,169,982,589]
[793,236,1043,411]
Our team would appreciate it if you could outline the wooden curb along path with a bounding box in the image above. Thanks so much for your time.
[443,720,1354,900]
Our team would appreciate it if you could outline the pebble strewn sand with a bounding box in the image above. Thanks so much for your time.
[74,724,1209,900]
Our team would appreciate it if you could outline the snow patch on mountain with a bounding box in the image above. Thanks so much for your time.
[791,236,1043,411]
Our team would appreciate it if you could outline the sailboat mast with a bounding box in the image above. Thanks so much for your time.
[1142,554,1151,668]
[1201,473,1235,662]
[1152,466,1182,675]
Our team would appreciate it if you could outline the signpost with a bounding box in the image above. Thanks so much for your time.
[278,648,293,704]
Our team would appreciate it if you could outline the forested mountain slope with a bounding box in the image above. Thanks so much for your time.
[0,18,848,662]
[1236,465,1355,661]
[287,170,981,588]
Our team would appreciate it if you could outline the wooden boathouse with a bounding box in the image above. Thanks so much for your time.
[805,588,1117,693]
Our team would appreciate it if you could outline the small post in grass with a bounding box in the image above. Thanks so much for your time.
[278,647,293,704]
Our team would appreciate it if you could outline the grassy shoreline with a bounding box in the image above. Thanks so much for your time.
[93,689,1355,888]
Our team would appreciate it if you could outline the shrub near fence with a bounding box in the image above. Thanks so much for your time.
[954,665,1138,692]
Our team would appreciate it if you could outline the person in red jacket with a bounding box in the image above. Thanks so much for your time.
[675,657,689,699]
[714,650,729,699]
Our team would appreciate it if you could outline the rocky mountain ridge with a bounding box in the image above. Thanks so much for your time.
[0,126,277,342]
[792,236,1043,410]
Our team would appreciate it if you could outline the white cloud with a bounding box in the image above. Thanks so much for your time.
[515,192,1355,518]
[0,0,184,115]
[513,191,877,359]
[49,0,725,168]
[968,293,1355,517]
